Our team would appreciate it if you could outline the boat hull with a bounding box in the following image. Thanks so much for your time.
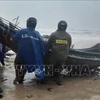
[66,55,100,70]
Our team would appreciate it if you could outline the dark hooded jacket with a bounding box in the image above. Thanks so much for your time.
[46,30,71,65]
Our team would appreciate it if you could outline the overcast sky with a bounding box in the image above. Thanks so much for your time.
[0,1,100,31]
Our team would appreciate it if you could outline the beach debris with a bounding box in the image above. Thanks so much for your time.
[47,87,52,91]
[91,69,94,72]
[89,81,91,84]
[97,66,100,69]
[27,94,33,98]
[93,76,100,80]
[93,78,98,80]
[0,79,8,82]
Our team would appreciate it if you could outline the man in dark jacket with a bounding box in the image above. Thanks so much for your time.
[46,20,72,85]
[0,43,5,66]
[13,17,45,84]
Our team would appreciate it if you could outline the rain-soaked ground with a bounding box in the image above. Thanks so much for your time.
[0,51,100,100]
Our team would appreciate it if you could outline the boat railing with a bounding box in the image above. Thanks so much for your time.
[0,17,21,32]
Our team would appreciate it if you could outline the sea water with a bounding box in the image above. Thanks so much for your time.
[39,29,100,49]
[69,30,100,49]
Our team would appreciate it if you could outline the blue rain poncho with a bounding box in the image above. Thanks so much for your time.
[13,28,45,79]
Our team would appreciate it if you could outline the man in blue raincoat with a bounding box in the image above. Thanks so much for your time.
[13,17,45,84]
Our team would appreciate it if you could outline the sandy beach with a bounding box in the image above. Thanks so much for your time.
[0,52,100,100]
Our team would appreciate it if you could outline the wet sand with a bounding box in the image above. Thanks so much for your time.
[0,54,100,100]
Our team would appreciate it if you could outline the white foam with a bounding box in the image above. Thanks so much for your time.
[6,50,15,55]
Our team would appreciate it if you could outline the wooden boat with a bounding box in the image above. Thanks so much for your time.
[66,44,100,70]
[66,54,100,70]
[0,17,100,70]
[77,43,100,53]
[69,48,100,59]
